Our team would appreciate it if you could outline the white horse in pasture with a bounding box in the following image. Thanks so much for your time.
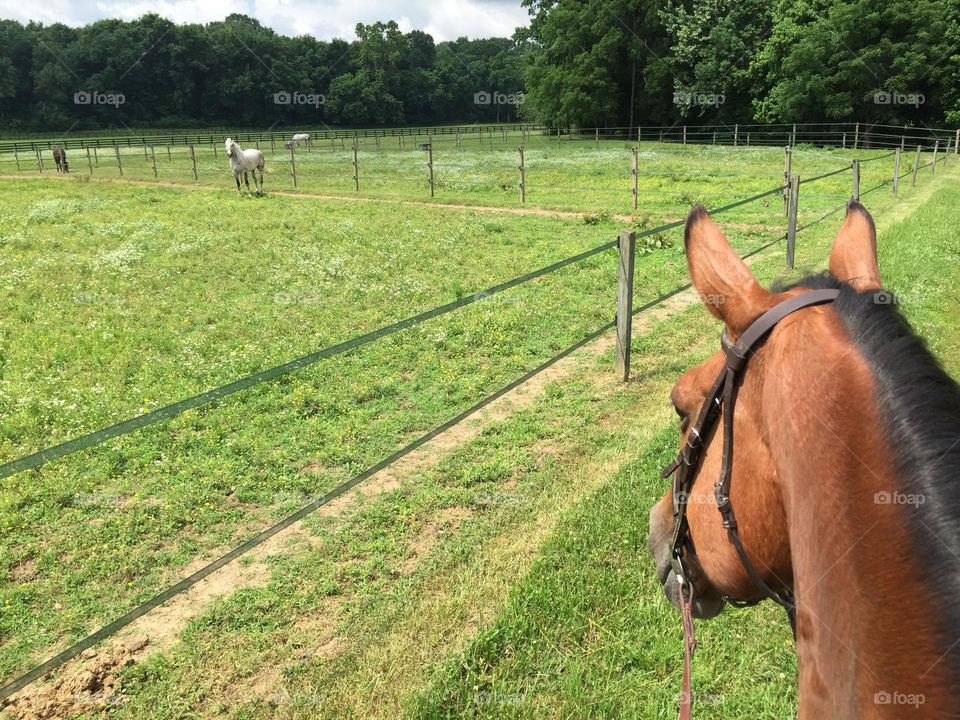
[291,133,311,148]
[224,138,265,195]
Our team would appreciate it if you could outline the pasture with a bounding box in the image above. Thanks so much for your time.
[0,137,957,718]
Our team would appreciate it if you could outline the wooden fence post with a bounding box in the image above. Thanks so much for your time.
[932,140,939,174]
[115,146,123,176]
[289,144,297,188]
[188,144,197,180]
[851,159,860,200]
[733,124,739,146]
[631,146,639,210]
[87,147,93,174]
[842,132,847,149]
[167,145,171,161]
[954,129,959,154]
[616,229,636,382]
[557,128,561,147]
[683,125,687,144]
[784,147,792,216]
[912,145,921,187]
[427,143,434,197]
[595,127,599,149]
[854,122,860,150]
[36,148,42,172]
[746,132,750,146]
[792,123,797,146]
[900,135,905,151]
[892,148,900,197]
[786,174,799,269]
[517,146,525,204]
[150,146,157,178]
[13,146,19,171]
[352,141,359,191]
[712,131,716,145]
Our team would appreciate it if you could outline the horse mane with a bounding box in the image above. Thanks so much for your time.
[776,271,960,665]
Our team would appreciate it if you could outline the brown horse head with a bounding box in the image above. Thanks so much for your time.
[647,202,960,716]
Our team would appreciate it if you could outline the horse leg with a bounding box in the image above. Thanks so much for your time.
[235,173,241,194]
[244,171,251,193]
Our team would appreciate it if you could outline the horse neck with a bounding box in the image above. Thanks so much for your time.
[767,319,956,717]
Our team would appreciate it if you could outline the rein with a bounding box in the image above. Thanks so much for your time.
[660,288,840,720]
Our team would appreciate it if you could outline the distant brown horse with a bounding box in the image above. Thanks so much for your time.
[52,146,67,173]
[648,201,960,718]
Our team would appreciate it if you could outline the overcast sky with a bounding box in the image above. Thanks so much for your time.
[0,0,530,41]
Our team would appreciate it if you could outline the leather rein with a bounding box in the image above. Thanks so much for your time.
[659,288,840,720]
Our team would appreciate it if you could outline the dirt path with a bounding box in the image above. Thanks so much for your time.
[0,173,779,232]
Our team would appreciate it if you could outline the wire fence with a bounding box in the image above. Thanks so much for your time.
[0,129,938,214]
[0,138,951,701]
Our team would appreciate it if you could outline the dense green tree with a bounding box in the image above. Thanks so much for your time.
[661,0,773,123]
[752,0,957,125]
[520,0,674,128]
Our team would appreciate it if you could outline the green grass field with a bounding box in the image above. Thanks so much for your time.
[0,138,956,719]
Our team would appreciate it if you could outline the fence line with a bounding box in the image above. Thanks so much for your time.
[0,239,616,481]
[3,135,903,210]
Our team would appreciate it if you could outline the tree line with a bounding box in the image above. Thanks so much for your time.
[0,0,957,133]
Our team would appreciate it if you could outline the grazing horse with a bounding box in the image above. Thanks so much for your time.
[291,132,311,148]
[224,137,264,195]
[52,146,67,173]
[648,201,960,718]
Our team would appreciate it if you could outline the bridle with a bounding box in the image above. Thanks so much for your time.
[659,288,840,720]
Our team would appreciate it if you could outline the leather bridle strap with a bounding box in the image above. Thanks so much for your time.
[679,579,697,720]
[662,287,840,720]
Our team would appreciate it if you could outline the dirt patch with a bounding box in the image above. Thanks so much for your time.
[11,559,37,583]
[1,638,147,720]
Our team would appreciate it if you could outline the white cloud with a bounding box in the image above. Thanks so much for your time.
[0,0,529,41]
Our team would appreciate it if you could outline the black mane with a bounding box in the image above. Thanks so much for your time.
[778,271,960,672]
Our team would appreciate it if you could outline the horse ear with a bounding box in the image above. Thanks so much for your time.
[829,201,882,291]
[684,205,773,336]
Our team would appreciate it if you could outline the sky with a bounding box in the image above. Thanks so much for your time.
[0,0,530,41]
